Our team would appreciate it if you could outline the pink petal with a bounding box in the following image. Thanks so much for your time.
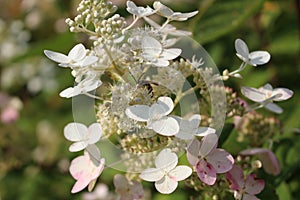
[245,174,265,195]
[226,165,245,191]
[129,180,144,199]
[196,159,217,185]
[240,148,280,175]
[243,193,260,200]
[187,139,201,166]
[69,155,89,180]
[199,133,218,157]
[207,149,234,173]
[71,177,91,193]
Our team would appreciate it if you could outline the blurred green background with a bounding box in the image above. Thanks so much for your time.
[0,0,299,199]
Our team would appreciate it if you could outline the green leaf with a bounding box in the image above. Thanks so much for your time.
[218,123,234,147]
[276,182,292,200]
[192,0,265,44]
[258,183,279,200]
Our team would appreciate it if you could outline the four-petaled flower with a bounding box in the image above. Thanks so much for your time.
[44,43,98,68]
[141,36,181,67]
[69,148,105,193]
[113,174,144,200]
[241,83,293,113]
[235,38,270,66]
[226,165,265,200]
[126,1,155,17]
[64,122,102,152]
[173,114,216,140]
[140,148,192,194]
[240,148,281,176]
[125,96,179,136]
[187,133,234,185]
[59,75,102,98]
[153,1,198,21]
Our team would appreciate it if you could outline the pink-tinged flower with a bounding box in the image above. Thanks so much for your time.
[69,150,105,193]
[226,165,265,200]
[240,148,280,176]
[241,83,293,114]
[1,106,19,124]
[187,134,234,185]
[113,174,144,200]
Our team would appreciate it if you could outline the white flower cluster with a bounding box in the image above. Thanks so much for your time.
[43,0,293,199]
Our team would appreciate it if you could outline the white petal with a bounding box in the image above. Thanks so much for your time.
[64,122,88,142]
[241,86,266,102]
[155,148,178,171]
[153,1,174,17]
[151,59,169,67]
[69,141,88,152]
[151,117,179,136]
[262,83,273,91]
[199,133,218,157]
[44,50,70,64]
[142,36,162,57]
[189,114,201,128]
[249,51,271,66]
[156,96,174,116]
[59,87,81,98]
[235,39,249,60]
[170,11,198,21]
[85,144,101,166]
[68,43,86,62]
[79,56,98,67]
[273,88,293,101]
[169,165,192,181]
[140,168,164,182]
[81,79,102,93]
[175,130,194,140]
[264,103,283,114]
[186,139,201,166]
[125,105,150,122]
[160,48,182,60]
[87,123,102,144]
[155,176,178,194]
[195,127,216,137]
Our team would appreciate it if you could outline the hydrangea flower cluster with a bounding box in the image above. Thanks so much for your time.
[44,0,293,199]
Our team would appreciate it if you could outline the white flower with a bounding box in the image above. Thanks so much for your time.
[153,1,198,21]
[126,1,155,17]
[241,83,293,113]
[140,148,192,194]
[173,114,216,140]
[64,122,102,152]
[59,75,102,98]
[141,36,181,67]
[44,43,98,68]
[235,39,271,66]
[113,174,144,200]
[143,17,192,36]
[125,96,179,136]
